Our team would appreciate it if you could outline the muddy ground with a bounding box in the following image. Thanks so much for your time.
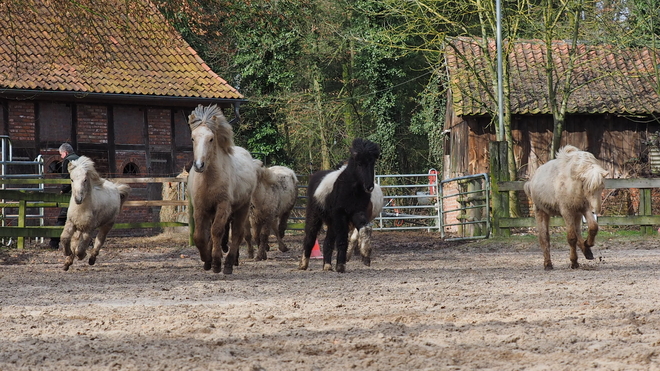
[1,229,660,370]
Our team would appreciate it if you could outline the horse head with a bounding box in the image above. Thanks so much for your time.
[348,138,380,193]
[189,104,235,173]
[68,156,96,205]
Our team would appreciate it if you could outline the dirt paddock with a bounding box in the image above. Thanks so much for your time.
[1,230,660,370]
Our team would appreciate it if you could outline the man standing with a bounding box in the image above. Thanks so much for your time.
[49,143,80,249]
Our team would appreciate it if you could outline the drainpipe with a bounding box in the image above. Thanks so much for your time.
[229,102,242,125]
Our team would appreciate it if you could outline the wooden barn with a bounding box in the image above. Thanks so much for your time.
[0,0,244,228]
[443,38,660,182]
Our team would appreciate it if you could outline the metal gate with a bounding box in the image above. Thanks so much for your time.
[374,170,441,231]
[0,136,46,244]
[439,173,490,241]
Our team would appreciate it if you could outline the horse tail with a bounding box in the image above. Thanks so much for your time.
[556,145,579,160]
[117,183,131,208]
[258,164,280,186]
[582,165,608,194]
[523,181,532,198]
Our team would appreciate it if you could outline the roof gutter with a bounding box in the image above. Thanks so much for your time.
[0,89,248,108]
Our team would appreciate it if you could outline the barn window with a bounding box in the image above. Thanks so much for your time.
[123,162,139,175]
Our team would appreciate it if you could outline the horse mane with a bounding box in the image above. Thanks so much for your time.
[350,138,381,162]
[69,156,103,187]
[188,104,234,154]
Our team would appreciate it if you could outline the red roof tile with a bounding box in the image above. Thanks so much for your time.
[0,0,242,100]
[446,38,660,116]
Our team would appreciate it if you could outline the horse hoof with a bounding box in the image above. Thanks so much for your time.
[584,249,594,260]
[544,264,553,271]
[299,257,309,270]
[222,265,233,275]
[88,256,96,266]
[323,263,333,271]
[212,264,222,274]
[336,264,346,273]
[203,261,212,271]
[362,256,371,266]
[63,264,70,271]
[278,245,289,253]
[571,262,580,269]
[77,252,86,260]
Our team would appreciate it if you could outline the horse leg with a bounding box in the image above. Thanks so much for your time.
[323,223,337,272]
[210,206,231,274]
[245,217,256,260]
[581,210,597,260]
[254,217,269,262]
[347,224,357,262]
[535,209,552,270]
[277,210,292,248]
[224,206,249,275]
[75,231,92,260]
[272,218,288,252]
[563,212,580,269]
[192,208,213,271]
[336,212,366,273]
[60,222,76,271]
[358,224,373,266]
[299,213,323,271]
[88,224,112,266]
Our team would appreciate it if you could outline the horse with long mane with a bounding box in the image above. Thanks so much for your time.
[187,104,261,274]
[524,145,608,270]
[60,156,130,271]
[245,164,298,261]
[299,138,380,273]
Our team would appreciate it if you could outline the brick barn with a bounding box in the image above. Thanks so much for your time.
[0,1,244,229]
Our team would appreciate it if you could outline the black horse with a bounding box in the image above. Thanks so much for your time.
[299,138,380,273]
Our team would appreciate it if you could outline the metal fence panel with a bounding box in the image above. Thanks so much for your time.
[440,173,490,241]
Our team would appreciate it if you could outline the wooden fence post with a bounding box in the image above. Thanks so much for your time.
[489,141,510,237]
[640,188,653,235]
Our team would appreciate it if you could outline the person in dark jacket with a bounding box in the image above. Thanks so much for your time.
[49,143,80,249]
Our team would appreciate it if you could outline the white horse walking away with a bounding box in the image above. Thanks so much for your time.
[60,156,130,271]
[524,145,608,270]
[187,104,261,274]
[245,164,298,261]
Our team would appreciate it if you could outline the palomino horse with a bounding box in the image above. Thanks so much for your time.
[60,156,130,271]
[187,104,261,274]
[299,138,380,273]
[524,145,608,270]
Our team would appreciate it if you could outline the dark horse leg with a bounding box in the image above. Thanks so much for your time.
[322,222,337,272]
[535,208,552,270]
[299,213,324,271]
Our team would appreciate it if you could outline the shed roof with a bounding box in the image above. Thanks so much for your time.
[0,0,243,104]
[445,38,660,116]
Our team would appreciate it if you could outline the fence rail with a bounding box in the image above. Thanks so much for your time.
[494,178,660,235]
[0,177,188,248]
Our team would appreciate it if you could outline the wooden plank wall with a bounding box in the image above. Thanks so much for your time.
[447,113,655,180]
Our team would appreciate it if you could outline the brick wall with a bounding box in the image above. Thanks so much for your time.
[8,101,35,142]
[77,104,108,144]
[148,108,171,147]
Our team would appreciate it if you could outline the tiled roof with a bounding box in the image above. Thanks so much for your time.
[445,38,660,116]
[0,0,242,100]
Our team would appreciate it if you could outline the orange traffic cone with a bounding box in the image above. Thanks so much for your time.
[311,239,323,259]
